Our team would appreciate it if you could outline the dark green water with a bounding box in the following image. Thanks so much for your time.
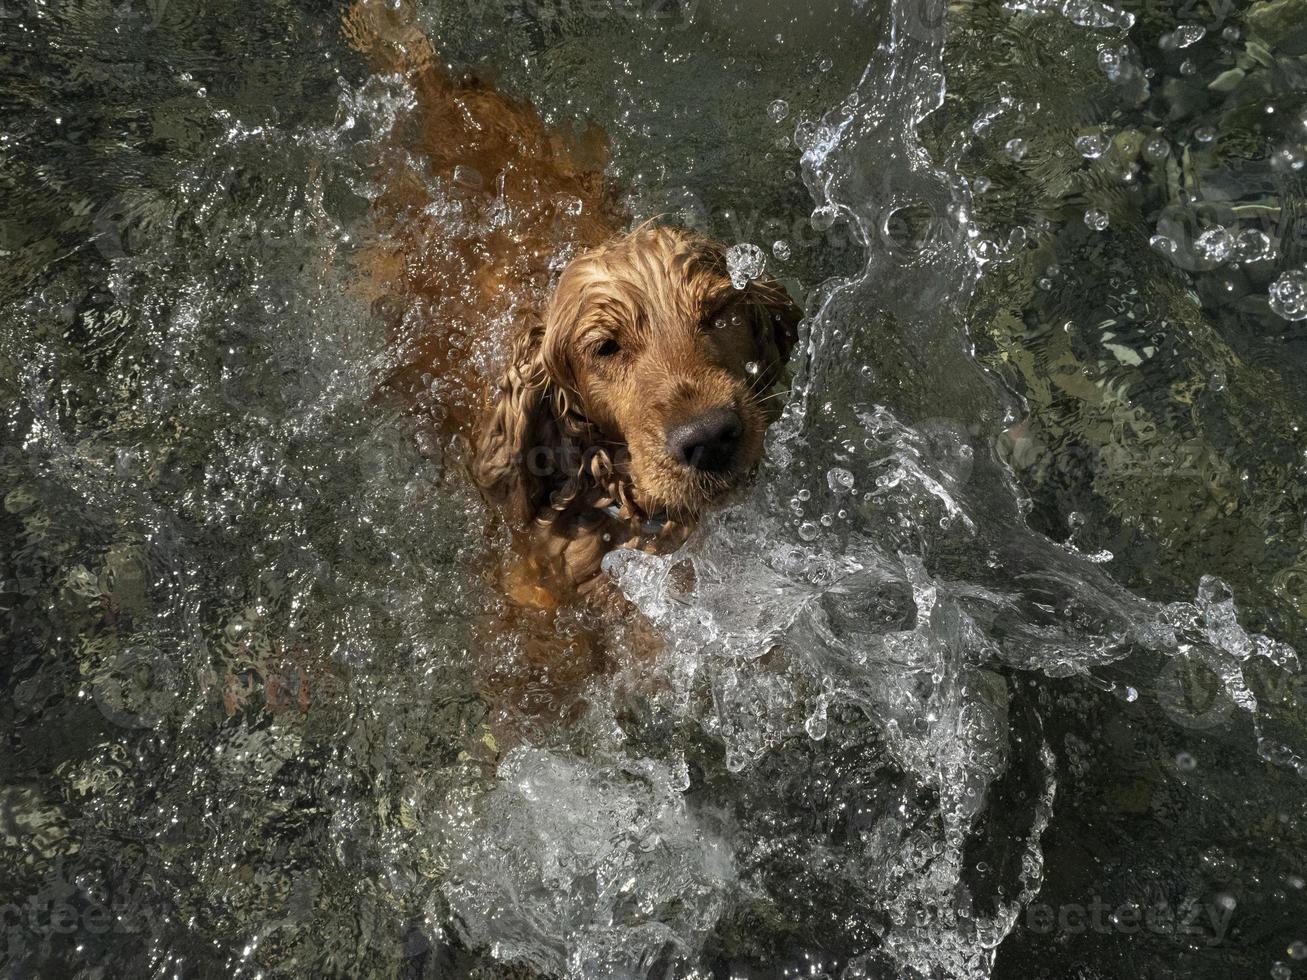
[3,0,1307,977]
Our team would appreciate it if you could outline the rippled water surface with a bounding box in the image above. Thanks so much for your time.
[5,0,1307,977]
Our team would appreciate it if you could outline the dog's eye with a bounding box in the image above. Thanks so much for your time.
[592,338,621,358]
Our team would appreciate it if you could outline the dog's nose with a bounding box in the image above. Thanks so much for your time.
[666,406,743,471]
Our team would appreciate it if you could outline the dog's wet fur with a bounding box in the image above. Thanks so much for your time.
[346,0,799,603]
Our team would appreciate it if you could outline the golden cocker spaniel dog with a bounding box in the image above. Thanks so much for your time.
[473,228,801,593]
[345,1,801,611]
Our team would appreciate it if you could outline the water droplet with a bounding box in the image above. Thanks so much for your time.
[793,116,818,150]
[1066,0,1115,27]
[1270,269,1307,321]
[821,470,851,497]
[1075,133,1109,159]
[1005,138,1028,161]
[725,243,766,289]
[809,205,838,231]
[767,98,789,124]
[1272,145,1307,172]
[1144,135,1170,161]
[1084,208,1110,231]
[1194,226,1235,264]
[744,360,761,376]
[1097,47,1122,76]
[1171,24,1207,48]
[1235,229,1274,263]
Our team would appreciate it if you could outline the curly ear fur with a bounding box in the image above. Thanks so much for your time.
[742,276,801,417]
[473,322,558,526]
[473,320,633,529]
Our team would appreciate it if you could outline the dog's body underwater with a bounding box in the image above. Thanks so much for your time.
[345,0,800,601]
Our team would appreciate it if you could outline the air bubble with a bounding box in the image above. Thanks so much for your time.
[810,205,838,231]
[1143,135,1170,161]
[772,239,792,261]
[827,467,855,492]
[1075,133,1109,159]
[804,705,828,740]
[1084,208,1110,231]
[767,99,789,124]
[1270,269,1307,321]
[1005,138,1028,161]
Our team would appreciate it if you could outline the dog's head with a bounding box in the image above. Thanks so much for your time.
[474,224,800,532]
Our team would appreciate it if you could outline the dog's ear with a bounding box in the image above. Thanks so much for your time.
[747,277,802,396]
[473,320,561,526]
